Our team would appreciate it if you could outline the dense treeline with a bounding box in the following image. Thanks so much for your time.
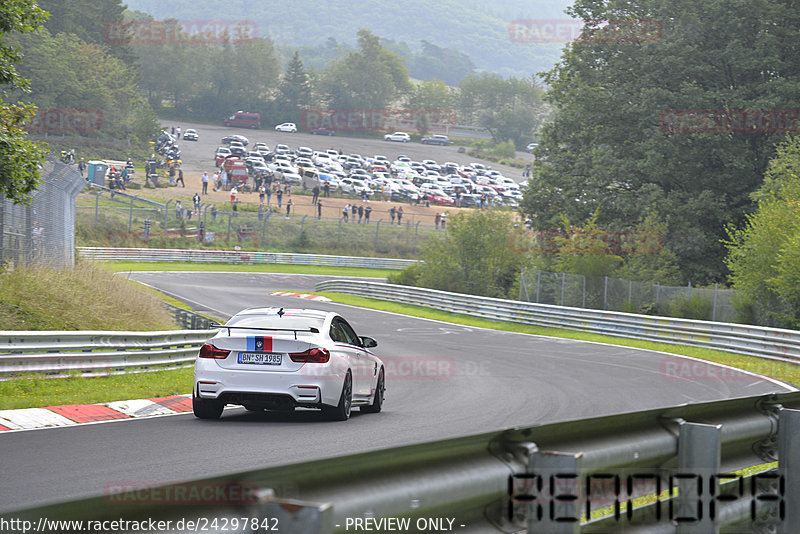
[522,0,800,289]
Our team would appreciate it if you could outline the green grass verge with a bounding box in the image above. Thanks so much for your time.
[104,261,394,279]
[319,292,800,388]
[0,368,193,410]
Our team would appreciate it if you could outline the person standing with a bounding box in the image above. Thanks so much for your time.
[317,200,323,219]
[364,204,372,223]
[441,212,448,229]
[78,157,87,178]
[285,198,292,218]
[389,206,396,224]
[230,186,238,208]
[434,212,441,230]
[176,167,185,187]
[201,172,209,194]
[258,202,265,221]
[312,184,320,205]
[276,188,283,209]
[323,182,330,197]
[168,165,176,185]
[259,184,266,204]
[143,217,151,239]
[358,205,364,223]
[396,206,404,226]
[193,193,201,214]
[342,203,350,222]
[175,200,183,220]
[351,204,357,221]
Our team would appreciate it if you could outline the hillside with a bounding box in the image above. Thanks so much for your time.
[124,0,573,78]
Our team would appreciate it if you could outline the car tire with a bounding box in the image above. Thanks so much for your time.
[193,390,224,419]
[361,368,384,414]
[325,372,352,421]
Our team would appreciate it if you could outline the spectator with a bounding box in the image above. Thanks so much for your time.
[396,206,404,226]
[259,184,266,204]
[175,200,183,220]
[78,158,87,178]
[323,182,331,197]
[285,199,292,218]
[168,166,176,185]
[201,172,209,194]
[358,205,364,223]
[193,193,201,213]
[176,167,185,187]
[434,212,441,230]
[364,204,372,223]
[342,203,350,222]
[389,206,396,224]
[312,184,320,205]
[276,188,283,209]
[143,218,151,239]
[266,185,272,206]
[351,204,357,221]
[317,200,323,219]
[258,202,265,221]
[211,205,218,221]
[441,212,448,229]
[230,186,238,208]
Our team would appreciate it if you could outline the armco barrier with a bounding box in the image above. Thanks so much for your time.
[315,280,800,363]
[0,330,210,377]
[78,247,418,270]
[13,392,800,533]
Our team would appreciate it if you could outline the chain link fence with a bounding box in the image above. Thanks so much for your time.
[518,267,737,323]
[76,197,442,258]
[0,160,86,269]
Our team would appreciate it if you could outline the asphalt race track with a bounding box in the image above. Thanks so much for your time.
[0,272,792,513]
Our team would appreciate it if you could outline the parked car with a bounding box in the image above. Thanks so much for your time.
[223,111,261,129]
[310,127,335,136]
[274,144,291,155]
[182,128,199,141]
[215,147,232,166]
[384,132,411,142]
[275,122,298,133]
[421,134,450,145]
[193,307,384,420]
[221,134,249,146]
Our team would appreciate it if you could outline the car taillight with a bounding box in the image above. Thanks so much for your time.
[289,348,330,363]
[199,343,230,359]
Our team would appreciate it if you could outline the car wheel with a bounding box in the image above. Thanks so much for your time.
[361,368,384,414]
[325,372,352,421]
[193,390,224,419]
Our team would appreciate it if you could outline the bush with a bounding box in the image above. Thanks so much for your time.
[669,294,713,320]
[387,263,422,286]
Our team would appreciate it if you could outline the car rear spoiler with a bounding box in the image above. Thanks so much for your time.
[209,324,320,339]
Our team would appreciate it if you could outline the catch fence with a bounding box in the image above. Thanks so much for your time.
[0,160,85,269]
[519,267,736,323]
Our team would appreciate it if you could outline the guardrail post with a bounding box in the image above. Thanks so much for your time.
[561,272,566,306]
[536,269,541,303]
[603,276,608,310]
[375,219,381,251]
[527,451,582,534]
[778,409,800,534]
[677,422,721,534]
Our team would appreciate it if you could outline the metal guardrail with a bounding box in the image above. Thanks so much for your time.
[315,280,800,364]
[88,183,166,208]
[78,247,418,270]
[0,330,211,377]
[14,392,800,533]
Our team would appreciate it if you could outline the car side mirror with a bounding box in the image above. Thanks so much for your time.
[360,336,378,348]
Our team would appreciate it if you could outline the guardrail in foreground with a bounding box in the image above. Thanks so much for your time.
[315,280,800,364]
[78,247,418,270]
[0,330,210,377]
[13,392,800,533]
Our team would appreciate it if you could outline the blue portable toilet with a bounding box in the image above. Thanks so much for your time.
[87,160,107,186]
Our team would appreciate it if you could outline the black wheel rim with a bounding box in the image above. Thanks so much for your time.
[344,375,352,416]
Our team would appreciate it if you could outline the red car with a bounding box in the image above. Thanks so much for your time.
[425,192,455,206]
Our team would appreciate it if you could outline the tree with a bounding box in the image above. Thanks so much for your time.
[406,80,453,136]
[391,210,528,298]
[320,29,410,110]
[0,0,48,204]
[457,74,547,147]
[523,0,800,284]
[277,51,311,122]
[725,136,800,327]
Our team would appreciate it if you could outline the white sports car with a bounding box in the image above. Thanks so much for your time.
[193,307,385,421]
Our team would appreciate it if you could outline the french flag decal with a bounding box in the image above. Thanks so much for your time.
[247,336,272,352]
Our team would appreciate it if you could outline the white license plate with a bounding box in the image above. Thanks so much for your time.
[238,352,282,365]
